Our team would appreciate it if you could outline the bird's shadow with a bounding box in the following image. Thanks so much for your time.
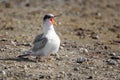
[0,56,36,62]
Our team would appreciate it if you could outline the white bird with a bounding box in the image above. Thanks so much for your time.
[18,14,60,60]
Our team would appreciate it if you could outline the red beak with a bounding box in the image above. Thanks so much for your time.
[50,18,57,25]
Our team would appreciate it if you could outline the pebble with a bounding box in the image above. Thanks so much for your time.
[107,52,119,60]
[19,48,26,52]
[11,41,16,46]
[87,76,93,79]
[110,56,119,60]
[76,30,84,36]
[60,44,65,50]
[107,59,117,65]
[0,48,5,51]
[50,53,58,56]
[56,74,63,78]
[2,70,7,80]
[22,43,32,47]
[24,65,28,70]
[80,48,89,54]
[91,32,99,39]
[76,56,87,63]
[108,52,116,56]
[59,71,65,75]
[39,75,45,79]
[0,38,8,41]
[76,30,85,38]
[60,46,64,50]
[117,34,120,38]
[25,3,30,7]
[74,67,80,71]
[2,70,6,76]
[61,43,65,47]
[96,12,101,17]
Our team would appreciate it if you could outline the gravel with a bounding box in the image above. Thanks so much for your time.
[76,56,87,63]
[0,0,120,80]
[74,67,80,71]
[107,59,117,65]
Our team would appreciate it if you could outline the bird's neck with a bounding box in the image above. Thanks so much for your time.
[43,22,56,35]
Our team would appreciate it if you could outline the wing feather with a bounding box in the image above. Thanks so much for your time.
[33,33,44,44]
[32,34,48,51]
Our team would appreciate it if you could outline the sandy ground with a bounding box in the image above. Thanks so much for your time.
[0,0,120,80]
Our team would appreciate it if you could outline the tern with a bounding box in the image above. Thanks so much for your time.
[18,14,60,60]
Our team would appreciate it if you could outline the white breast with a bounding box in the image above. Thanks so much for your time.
[35,32,60,56]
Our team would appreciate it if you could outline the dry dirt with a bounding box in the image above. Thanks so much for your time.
[0,0,120,80]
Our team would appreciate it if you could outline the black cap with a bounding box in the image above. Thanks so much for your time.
[43,14,54,21]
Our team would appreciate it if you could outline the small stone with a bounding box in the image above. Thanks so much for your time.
[117,34,120,38]
[61,44,65,47]
[4,45,12,49]
[0,48,5,51]
[25,3,30,7]
[83,48,88,54]
[91,32,99,39]
[79,48,88,54]
[11,41,16,46]
[74,67,80,71]
[77,30,83,36]
[19,48,26,53]
[76,30,85,38]
[39,75,44,79]
[76,56,87,63]
[0,38,7,41]
[96,12,101,17]
[59,71,65,75]
[60,44,65,50]
[22,43,32,47]
[57,74,62,78]
[110,56,119,60]
[104,45,109,49]
[107,59,117,65]
[24,65,29,69]
[72,45,77,48]
[60,46,64,50]
[2,70,7,80]
[50,53,58,56]
[107,52,116,56]
[2,70,6,76]
[87,76,93,79]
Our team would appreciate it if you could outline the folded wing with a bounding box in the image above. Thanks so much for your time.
[32,34,48,51]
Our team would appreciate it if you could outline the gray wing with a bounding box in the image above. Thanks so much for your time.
[33,33,44,44]
[32,34,48,51]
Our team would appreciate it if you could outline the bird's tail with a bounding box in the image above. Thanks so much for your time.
[18,50,33,58]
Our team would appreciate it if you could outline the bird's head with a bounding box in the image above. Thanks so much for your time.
[43,14,57,25]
